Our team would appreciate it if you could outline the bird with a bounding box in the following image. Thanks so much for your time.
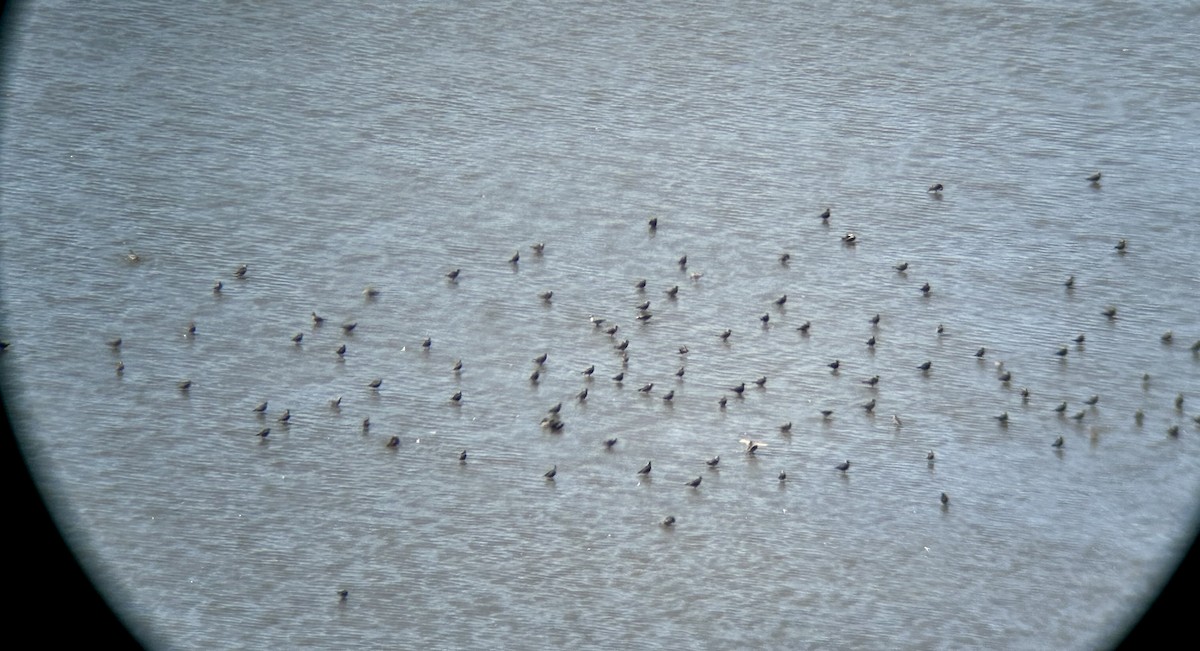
[1102,305,1118,319]
[706,456,721,467]
[1135,409,1145,424]
[446,268,460,280]
[926,450,935,461]
[311,312,325,325]
[368,378,382,389]
[1071,410,1086,421]
[892,414,903,428]
[253,401,268,413]
[842,232,857,244]
[612,372,624,382]
[828,360,840,371]
[329,396,342,409]
[602,438,618,449]
[1052,436,1064,448]
[863,399,876,412]
[836,460,851,472]
[342,322,357,333]
[665,285,679,297]
[861,375,879,386]
[1021,389,1030,403]
[754,376,767,387]
[661,516,676,527]
[936,324,945,335]
[780,252,792,264]
[576,388,589,402]
[529,370,540,382]
[421,337,432,350]
[797,321,811,333]
[533,352,548,366]
[780,421,793,434]
[615,339,629,351]
[451,391,463,403]
[819,208,831,220]
[866,336,876,348]
[452,359,462,372]
[115,361,124,373]
[995,411,1009,423]
[212,280,223,294]
[362,417,370,431]
[538,291,553,302]
[869,314,881,326]
[508,251,520,263]
[234,264,248,278]
[1115,239,1127,252]
[821,410,834,419]
[927,183,943,193]
[363,286,380,298]
[730,383,745,394]
[636,300,651,311]
[387,436,400,448]
[675,366,686,378]
[291,333,303,344]
[177,379,192,391]
[540,415,564,431]
[648,217,658,230]
[920,283,931,295]
[638,383,654,393]
[186,321,197,336]
[686,476,702,487]
[718,396,728,409]
[257,428,270,439]
[975,347,986,358]
[107,337,122,349]
[331,343,346,358]
[779,472,788,482]
[1084,395,1099,406]
[338,590,349,601]
[1074,333,1086,344]
[719,329,732,341]
[1162,330,1174,343]
[998,370,1012,382]
[1175,393,1185,410]
[678,254,688,268]
[604,325,619,336]
[941,492,949,506]
[635,278,647,290]
[1064,275,1075,288]
[530,242,545,253]
[774,294,788,306]
[277,409,291,423]
[662,390,675,401]
[459,450,468,461]
[894,262,909,272]
[1055,346,1069,357]
[1054,401,1068,413]
[582,364,595,376]
[547,402,563,414]
[544,465,557,479]
[918,361,932,371]
[1087,171,1102,183]
[637,461,652,475]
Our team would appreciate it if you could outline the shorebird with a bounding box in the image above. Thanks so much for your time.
[661,516,676,526]
[797,321,811,333]
[927,450,935,461]
[257,427,270,439]
[115,361,124,373]
[1055,401,1068,413]
[718,396,728,409]
[1115,239,1127,252]
[936,324,944,335]
[1064,275,1075,288]
[178,379,192,391]
[385,436,400,448]
[918,361,932,371]
[602,438,618,449]
[927,183,943,194]
[869,314,881,326]
[675,366,685,378]
[719,329,732,341]
[842,232,857,244]
[1135,409,1145,424]
[212,280,223,294]
[253,401,268,413]
[863,399,876,412]
[780,422,792,433]
[446,268,460,280]
[1087,171,1102,183]
[277,409,291,423]
[678,254,688,268]
[819,208,830,220]
[941,492,950,506]
[612,372,624,382]
[892,414,903,428]
[576,388,589,402]
[836,460,851,472]
[604,325,619,336]
[774,294,788,305]
[186,321,197,336]
[648,217,658,230]
[635,278,647,290]
[779,472,787,482]
[635,300,651,311]
[530,242,545,253]
[451,391,463,403]
[828,360,840,371]
[760,312,771,323]
[894,262,909,272]
[638,383,654,393]
[1175,393,1185,409]
[529,370,540,383]
[452,359,462,372]
[312,311,325,325]
[861,375,879,386]
[998,370,1012,382]
[679,346,689,355]
[329,396,342,409]
[537,291,553,302]
[686,476,702,487]
[459,450,468,461]
[363,286,380,298]
[362,417,370,431]
[821,410,834,419]
[368,378,382,389]
[234,264,248,278]
[866,336,876,348]
[1162,330,1174,343]
[582,364,594,376]
[1055,346,1069,357]
[1084,394,1099,406]
[754,376,767,387]
[342,322,357,333]
[636,312,653,322]
[508,251,520,263]
[975,347,986,358]
[780,252,792,264]
[995,411,1009,423]
[730,383,745,394]
[665,285,679,297]
[1071,410,1086,421]
[291,333,303,344]
[1052,436,1064,448]
[706,456,720,467]
[533,353,548,366]
[662,390,674,401]
[107,337,122,349]
[920,282,931,295]
[1102,305,1117,319]
[637,461,652,475]
[339,590,349,601]
[544,465,557,479]
[615,339,629,351]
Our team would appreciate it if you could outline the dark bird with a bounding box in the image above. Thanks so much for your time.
[1064,275,1075,288]
[1074,334,1086,344]
[678,254,688,268]
[894,262,909,272]
[706,456,721,467]
[1087,171,1102,183]
[774,294,788,305]
[178,379,192,391]
[662,390,675,401]
[797,321,811,333]
[446,268,460,280]
[828,360,840,371]
[635,278,647,290]
[661,516,676,526]
[234,264,248,278]
[819,208,831,220]
[538,291,553,302]
[718,396,728,409]
[918,361,932,371]
[780,252,792,264]
[779,471,787,482]
[335,343,347,357]
[612,372,624,382]
[343,322,357,333]
[1054,401,1068,413]
[780,422,792,433]
[869,314,881,326]
[836,460,850,472]
[1071,410,1086,421]
[540,416,563,431]
[861,375,879,386]
[975,347,986,358]
[582,364,595,376]
[863,399,876,412]
[675,366,685,378]
[1175,393,1185,410]
[998,370,1012,382]
[892,414,903,427]
[730,383,745,394]
[451,391,463,403]
[291,333,303,344]
[602,438,618,449]
[927,450,936,460]
[107,337,122,349]
[257,427,270,439]
[1084,395,1099,406]
[253,401,268,413]
[936,324,945,335]
[842,232,857,244]
[648,218,658,230]
[995,412,1009,423]
[821,410,834,419]
[533,352,548,365]
[330,396,342,409]
[363,286,380,298]
[212,280,223,294]
[866,336,876,348]
[719,329,732,341]
[452,359,462,372]
[615,339,629,351]
[368,378,382,389]
[686,476,702,488]
[544,465,558,479]
[636,300,651,311]
[1055,346,1069,357]
[362,417,370,431]
[920,282,931,295]
[604,325,619,336]
[387,436,400,448]
[115,361,124,373]
[576,388,588,401]
[636,312,653,322]
[312,311,325,325]
[1162,330,1174,343]
[637,461,652,475]
[638,383,654,393]
[186,321,197,336]
[530,242,545,253]
[665,285,679,297]
[508,251,520,263]
[339,590,349,601]
[1052,436,1064,448]
[1102,305,1117,319]
[1168,425,1180,437]
[459,450,468,461]
[529,370,540,382]
[421,337,432,350]
[941,492,950,506]
[1115,239,1127,252]
[277,409,291,423]
[928,183,943,193]
[754,376,767,387]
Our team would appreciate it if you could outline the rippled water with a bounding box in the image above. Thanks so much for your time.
[3,1,1199,649]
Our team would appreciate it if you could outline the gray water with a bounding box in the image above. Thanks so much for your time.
[3,1,1199,649]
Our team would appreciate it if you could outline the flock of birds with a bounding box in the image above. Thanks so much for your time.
[5,172,1198,603]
